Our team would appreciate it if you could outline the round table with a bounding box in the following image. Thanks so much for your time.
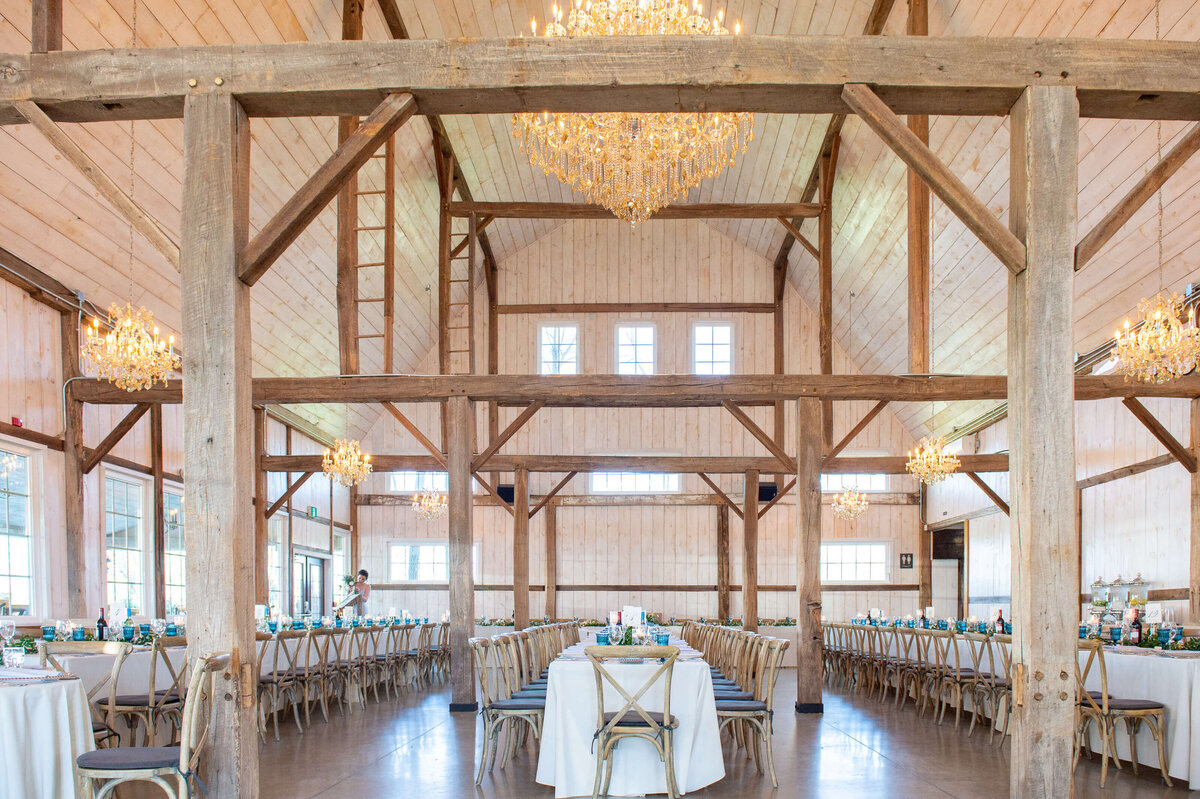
[0,667,94,799]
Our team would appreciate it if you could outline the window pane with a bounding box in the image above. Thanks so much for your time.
[0,450,32,615]
[590,471,680,494]
[820,473,889,493]
[389,542,449,582]
[389,471,449,494]
[105,476,145,615]
[819,541,888,584]
[540,325,579,375]
[616,325,654,375]
[694,324,733,375]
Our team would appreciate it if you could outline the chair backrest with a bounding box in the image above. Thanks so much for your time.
[991,633,1013,682]
[963,632,993,681]
[437,621,450,650]
[38,640,133,724]
[178,653,232,778]
[149,636,189,708]
[469,637,499,706]
[585,645,678,735]
[1076,637,1109,714]
[925,629,953,678]
[754,637,790,705]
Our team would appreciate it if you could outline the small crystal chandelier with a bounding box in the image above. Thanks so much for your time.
[322,439,372,487]
[83,304,180,392]
[0,452,18,480]
[906,436,961,485]
[411,491,448,521]
[1111,293,1200,383]
[831,489,868,521]
[512,0,753,226]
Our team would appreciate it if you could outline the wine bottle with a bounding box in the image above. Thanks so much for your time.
[96,607,107,642]
[1130,609,1142,645]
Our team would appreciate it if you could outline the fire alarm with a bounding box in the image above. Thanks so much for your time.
[10,417,22,428]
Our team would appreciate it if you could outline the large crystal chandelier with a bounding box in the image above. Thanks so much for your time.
[906,436,961,485]
[831,489,868,521]
[411,491,448,521]
[83,303,180,391]
[1111,292,1200,383]
[512,0,754,226]
[322,439,372,487]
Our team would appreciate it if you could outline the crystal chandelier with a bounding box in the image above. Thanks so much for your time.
[831,489,868,521]
[83,303,181,391]
[411,491,448,521]
[906,436,961,485]
[1111,292,1200,383]
[322,439,372,487]
[0,452,18,480]
[512,0,753,226]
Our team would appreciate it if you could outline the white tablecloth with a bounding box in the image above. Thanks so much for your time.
[57,647,186,696]
[536,643,725,798]
[0,669,94,799]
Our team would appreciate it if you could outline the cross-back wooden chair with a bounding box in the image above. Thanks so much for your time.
[39,640,133,748]
[255,630,303,741]
[77,652,230,799]
[585,644,680,799]
[716,636,790,787]
[1075,637,1172,787]
[97,635,188,747]
[962,632,998,738]
[988,634,1013,744]
[471,637,545,785]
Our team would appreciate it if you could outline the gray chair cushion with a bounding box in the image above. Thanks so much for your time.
[489,698,545,711]
[715,699,768,712]
[713,690,755,701]
[1107,698,1165,711]
[77,746,180,771]
[601,710,677,728]
[510,689,547,699]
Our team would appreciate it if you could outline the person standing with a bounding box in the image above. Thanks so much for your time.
[352,569,371,616]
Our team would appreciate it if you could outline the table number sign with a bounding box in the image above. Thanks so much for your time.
[1144,602,1163,624]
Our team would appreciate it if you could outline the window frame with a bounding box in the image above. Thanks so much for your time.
[819,539,893,585]
[162,482,186,616]
[0,436,45,620]
[102,465,154,617]
[538,322,580,376]
[614,322,656,376]
[820,473,890,493]
[385,539,479,583]
[692,321,734,375]
[388,471,450,495]
[589,471,682,495]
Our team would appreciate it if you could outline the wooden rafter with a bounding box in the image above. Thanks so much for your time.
[449,201,821,219]
[721,400,796,472]
[265,471,314,518]
[473,401,544,471]
[1121,397,1199,473]
[14,100,180,270]
[697,473,744,519]
[239,92,418,285]
[1076,121,1200,271]
[529,472,577,519]
[757,478,796,519]
[825,400,890,461]
[841,83,1027,275]
[382,401,447,468]
[907,0,930,375]
[31,0,62,54]
[499,302,775,315]
[964,471,1010,516]
[68,373,1200,407]
[449,215,493,258]
[470,470,514,516]
[775,217,818,260]
[81,402,152,474]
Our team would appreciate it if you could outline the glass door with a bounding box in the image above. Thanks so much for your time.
[292,554,327,617]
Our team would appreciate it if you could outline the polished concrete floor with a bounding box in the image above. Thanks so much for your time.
[250,674,1197,798]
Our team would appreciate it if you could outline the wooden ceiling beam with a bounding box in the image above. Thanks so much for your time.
[1076,121,1200,271]
[497,302,776,315]
[449,201,822,220]
[529,471,577,519]
[824,400,890,461]
[473,401,544,471]
[81,402,152,474]
[260,453,1009,474]
[66,373,1200,406]
[964,471,1010,516]
[1121,397,1199,473]
[696,473,744,519]
[239,92,418,286]
[15,100,181,271]
[842,83,1027,275]
[8,38,1200,124]
[264,471,314,518]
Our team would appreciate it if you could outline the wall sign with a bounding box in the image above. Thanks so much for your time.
[899,553,914,569]
[308,506,319,518]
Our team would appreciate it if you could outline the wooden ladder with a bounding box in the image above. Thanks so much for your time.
[444,211,477,375]
[351,137,396,372]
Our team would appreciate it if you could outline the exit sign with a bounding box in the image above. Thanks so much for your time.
[308,506,318,518]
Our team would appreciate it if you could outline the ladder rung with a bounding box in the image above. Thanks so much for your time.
[355,226,385,232]
[448,302,468,307]
[356,334,385,340]
[356,262,385,268]
[369,153,387,159]
[359,297,386,303]
[449,278,470,283]
[356,189,387,196]
[447,325,470,331]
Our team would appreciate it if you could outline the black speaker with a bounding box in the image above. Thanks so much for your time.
[497,484,514,503]
[757,482,778,503]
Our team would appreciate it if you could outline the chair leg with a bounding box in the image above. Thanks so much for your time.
[475,716,493,785]
[1126,717,1141,777]
[1150,714,1174,787]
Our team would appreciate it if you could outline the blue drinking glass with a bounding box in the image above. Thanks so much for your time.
[1158,628,1170,647]
[122,624,135,641]
[71,628,86,641]
[656,633,670,646]
[267,621,278,633]
[41,625,57,641]
[139,624,151,637]
[596,632,611,645]
[1079,624,1087,639]
[1004,622,1012,635]
[1109,626,1121,644]
[166,624,178,636]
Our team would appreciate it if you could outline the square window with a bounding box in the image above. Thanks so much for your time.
[540,325,578,375]
[694,323,733,375]
[616,324,655,375]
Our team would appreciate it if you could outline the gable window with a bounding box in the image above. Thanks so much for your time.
[387,541,480,582]
[539,324,578,375]
[389,471,449,494]
[616,324,655,375]
[0,447,33,616]
[105,474,146,615]
[163,490,186,615]
[590,472,680,494]
[820,541,889,584]
[694,323,733,375]
[821,473,889,493]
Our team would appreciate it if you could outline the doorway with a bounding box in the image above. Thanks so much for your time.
[292,553,326,617]
[931,525,966,619]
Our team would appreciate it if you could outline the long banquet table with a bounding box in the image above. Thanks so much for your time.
[536,638,725,798]
[0,667,93,799]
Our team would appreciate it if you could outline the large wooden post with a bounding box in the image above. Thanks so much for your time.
[513,466,530,629]
[1191,398,1200,621]
[335,0,363,376]
[716,505,730,621]
[818,154,834,449]
[907,0,930,376]
[917,486,932,609]
[254,408,268,606]
[795,397,823,713]
[61,311,88,617]
[1007,85,1078,799]
[544,500,557,620]
[180,91,258,796]
[447,395,477,711]
[743,469,759,632]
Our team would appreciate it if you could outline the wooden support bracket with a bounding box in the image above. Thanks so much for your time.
[81,403,152,474]
[824,400,890,462]
[697,472,744,520]
[382,401,447,468]
[964,471,1010,516]
[758,478,796,519]
[265,471,314,518]
[1122,397,1199,473]
[473,400,544,471]
[529,472,577,519]
[721,400,796,472]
